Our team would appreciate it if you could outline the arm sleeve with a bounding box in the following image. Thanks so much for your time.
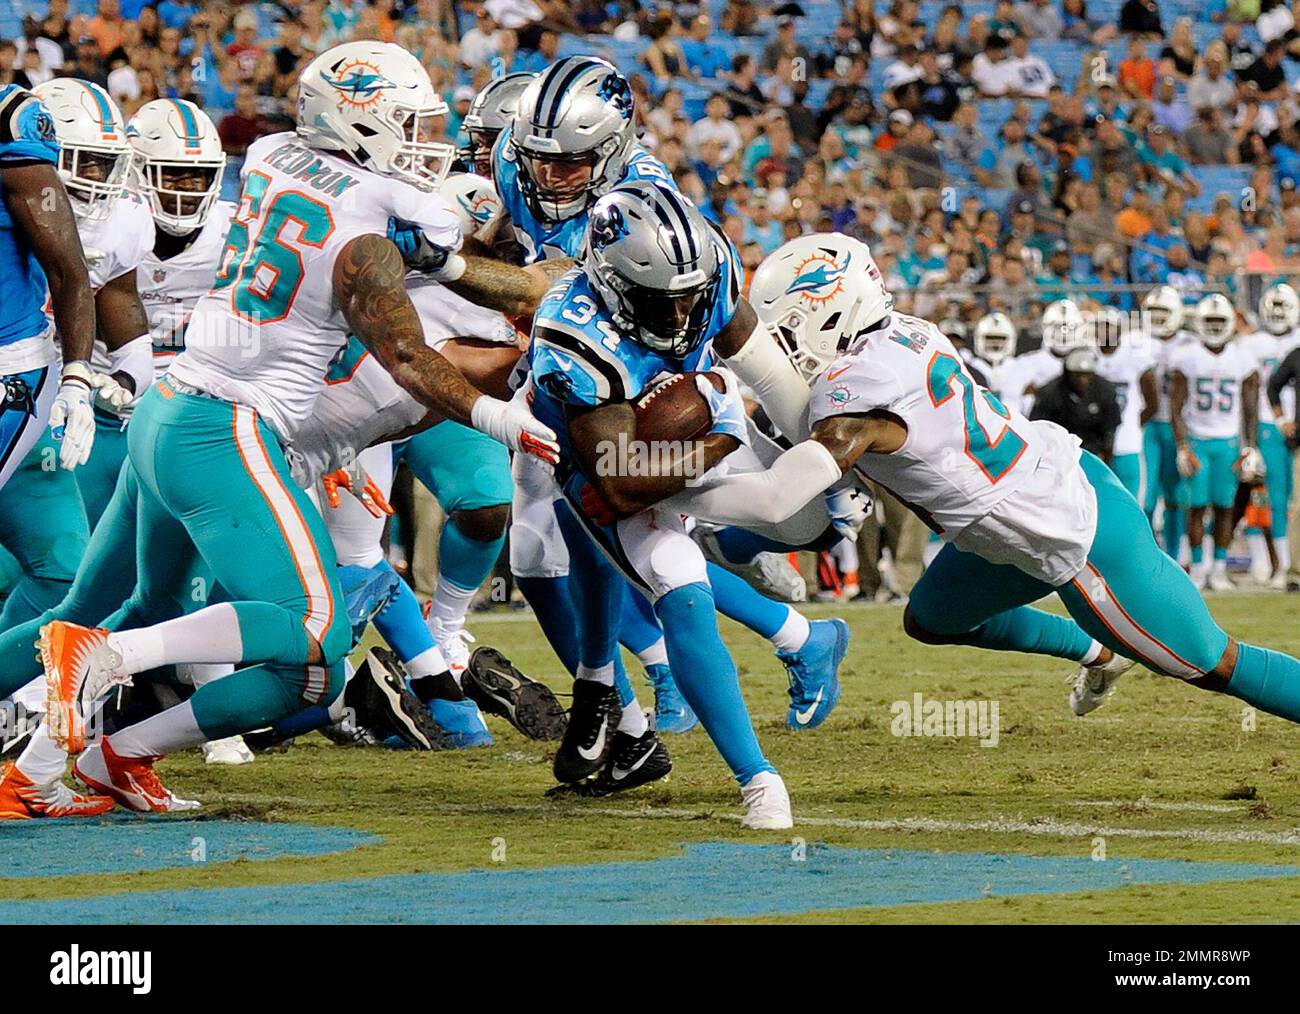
[721,318,811,440]
[106,334,154,395]
[662,439,844,527]
[1267,346,1300,413]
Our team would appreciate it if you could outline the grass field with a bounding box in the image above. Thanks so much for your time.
[3,591,1300,923]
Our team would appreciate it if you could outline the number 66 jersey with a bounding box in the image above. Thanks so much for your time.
[170,132,461,443]
[808,312,1099,586]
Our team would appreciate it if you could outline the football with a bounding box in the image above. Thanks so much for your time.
[632,371,726,443]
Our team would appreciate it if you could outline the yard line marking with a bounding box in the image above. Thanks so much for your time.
[1069,799,1249,814]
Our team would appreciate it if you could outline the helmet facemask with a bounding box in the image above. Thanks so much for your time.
[60,143,131,221]
[517,144,608,223]
[463,126,501,178]
[137,159,224,236]
[604,266,720,358]
[391,105,456,189]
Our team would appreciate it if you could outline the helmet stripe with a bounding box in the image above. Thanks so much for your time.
[169,99,202,154]
[535,58,597,134]
[80,82,117,140]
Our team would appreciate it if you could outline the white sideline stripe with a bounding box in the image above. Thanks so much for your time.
[422,802,1300,847]
[1069,799,1248,814]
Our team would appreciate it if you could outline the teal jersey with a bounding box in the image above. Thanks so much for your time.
[0,85,60,349]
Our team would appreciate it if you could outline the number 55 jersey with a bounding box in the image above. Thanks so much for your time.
[807,312,1098,586]
[171,132,461,443]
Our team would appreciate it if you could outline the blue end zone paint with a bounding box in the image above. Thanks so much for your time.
[0,817,377,879]
[2,843,1297,924]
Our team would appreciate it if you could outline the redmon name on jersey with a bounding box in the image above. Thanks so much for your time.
[263,141,362,197]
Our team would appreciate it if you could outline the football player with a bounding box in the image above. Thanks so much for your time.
[1170,293,1261,591]
[1091,306,1157,499]
[670,233,1300,731]
[37,42,557,813]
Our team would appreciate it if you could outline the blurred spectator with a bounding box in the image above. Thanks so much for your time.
[743,189,785,253]
[1119,0,1165,38]
[972,35,1018,96]
[682,16,729,79]
[723,54,766,118]
[88,0,126,58]
[762,15,811,74]
[1017,0,1064,38]
[218,83,272,158]
[1240,38,1289,101]
[1159,17,1197,77]
[687,93,743,163]
[1184,107,1237,164]
[1152,76,1192,134]
[1063,0,1118,44]
[1119,38,1157,99]
[1009,32,1055,97]
[0,40,31,89]
[227,9,265,80]
[1188,42,1236,110]
[945,102,990,171]
[643,13,687,81]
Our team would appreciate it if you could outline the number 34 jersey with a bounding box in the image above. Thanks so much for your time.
[171,132,462,443]
[807,312,1098,586]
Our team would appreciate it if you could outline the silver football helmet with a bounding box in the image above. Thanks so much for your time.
[1195,292,1237,348]
[461,72,533,178]
[973,312,1017,367]
[583,181,731,357]
[509,57,636,224]
[1042,298,1086,358]
[1259,282,1300,336]
[1142,284,1184,339]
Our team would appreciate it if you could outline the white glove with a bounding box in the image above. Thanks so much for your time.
[1176,444,1201,479]
[1238,445,1266,483]
[695,367,751,444]
[47,361,96,470]
[90,371,134,413]
[471,391,559,464]
[825,485,873,540]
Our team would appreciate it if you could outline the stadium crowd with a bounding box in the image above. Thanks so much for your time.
[4,0,1300,597]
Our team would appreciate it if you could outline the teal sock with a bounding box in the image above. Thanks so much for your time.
[439,516,506,590]
[656,582,774,784]
[1214,546,1227,562]
[1227,643,1300,723]
[1191,543,1204,565]
[964,606,1096,662]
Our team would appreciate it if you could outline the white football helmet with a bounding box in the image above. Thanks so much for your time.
[1142,284,1184,339]
[973,312,1017,367]
[1090,306,1126,353]
[33,78,131,221]
[440,172,501,241]
[1195,293,1237,348]
[748,233,893,381]
[297,41,455,190]
[1042,298,1085,358]
[1259,282,1300,336]
[127,99,225,236]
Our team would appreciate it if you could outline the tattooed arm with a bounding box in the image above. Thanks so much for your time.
[334,234,485,425]
[1,162,95,364]
[443,255,575,317]
[334,235,559,460]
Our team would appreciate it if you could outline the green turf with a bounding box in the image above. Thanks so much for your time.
[8,591,1300,922]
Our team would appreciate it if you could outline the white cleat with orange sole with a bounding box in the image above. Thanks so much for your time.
[39,621,130,754]
[73,740,200,814]
[0,762,115,819]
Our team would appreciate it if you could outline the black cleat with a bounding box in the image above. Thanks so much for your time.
[347,647,451,751]
[464,646,567,741]
[553,680,620,783]
[569,729,672,797]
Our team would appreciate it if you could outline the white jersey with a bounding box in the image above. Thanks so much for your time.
[1169,340,1257,440]
[1093,337,1155,457]
[137,201,235,373]
[1150,329,1197,423]
[991,347,1059,417]
[170,132,461,442]
[1241,328,1300,428]
[806,313,1097,585]
[74,191,155,375]
[288,279,518,487]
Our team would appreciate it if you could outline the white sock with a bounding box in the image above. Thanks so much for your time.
[576,662,615,685]
[327,660,355,723]
[1080,639,1105,666]
[635,638,669,668]
[769,609,811,653]
[427,578,477,633]
[175,662,235,688]
[1278,541,1291,573]
[108,603,244,676]
[406,645,450,681]
[617,700,648,737]
[107,700,205,758]
[15,720,70,786]
[1212,556,1228,576]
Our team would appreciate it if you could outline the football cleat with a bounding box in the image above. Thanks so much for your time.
[740,770,793,830]
[40,621,129,754]
[546,728,671,797]
[425,696,494,749]
[73,740,200,814]
[1207,570,1235,592]
[348,647,451,750]
[553,679,620,783]
[0,762,115,820]
[779,618,849,730]
[431,621,474,676]
[1068,651,1136,716]
[463,645,567,740]
[695,529,807,602]
[644,662,697,734]
[339,564,402,647]
[201,736,255,765]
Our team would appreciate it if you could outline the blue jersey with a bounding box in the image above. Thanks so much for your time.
[493,137,678,264]
[0,86,60,349]
[529,230,743,466]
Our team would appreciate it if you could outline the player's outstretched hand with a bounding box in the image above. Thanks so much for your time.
[48,363,95,470]
[321,461,394,519]
[471,391,560,465]
[825,485,873,539]
[695,368,749,444]
[386,216,465,281]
